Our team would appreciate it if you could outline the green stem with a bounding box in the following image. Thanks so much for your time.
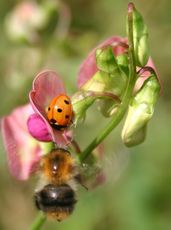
[79,4,136,162]
[29,212,46,230]
[79,104,127,162]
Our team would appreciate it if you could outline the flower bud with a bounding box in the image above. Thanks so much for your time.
[129,3,149,67]
[82,46,128,117]
[82,46,127,94]
[122,74,160,146]
[96,46,122,75]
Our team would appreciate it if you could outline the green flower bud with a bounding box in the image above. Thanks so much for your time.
[129,3,150,67]
[82,46,128,117]
[122,74,160,146]
[96,46,121,75]
[82,46,127,94]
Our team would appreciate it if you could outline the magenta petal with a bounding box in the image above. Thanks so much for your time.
[78,36,128,88]
[1,104,41,180]
[27,113,52,142]
[27,113,68,146]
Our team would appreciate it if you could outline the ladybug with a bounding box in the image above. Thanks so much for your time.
[47,94,73,130]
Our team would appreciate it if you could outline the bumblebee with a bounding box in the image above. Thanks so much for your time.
[34,148,82,221]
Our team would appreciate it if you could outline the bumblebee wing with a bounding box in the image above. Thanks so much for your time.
[74,174,88,190]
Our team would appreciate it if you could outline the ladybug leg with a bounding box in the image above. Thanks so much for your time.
[70,139,81,154]
[70,113,75,126]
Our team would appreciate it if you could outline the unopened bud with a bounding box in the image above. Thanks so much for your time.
[82,46,128,117]
[122,74,160,146]
[129,3,149,67]
[96,46,121,75]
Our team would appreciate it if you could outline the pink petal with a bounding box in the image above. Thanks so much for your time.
[78,36,128,88]
[135,58,161,91]
[29,70,70,146]
[53,129,71,147]
[30,70,66,117]
[27,113,52,142]
[1,104,41,180]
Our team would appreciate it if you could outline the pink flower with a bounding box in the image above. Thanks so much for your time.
[77,36,161,92]
[5,1,46,43]
[78,36,128,88]
[28,70,70,146]
[1,104,42,180]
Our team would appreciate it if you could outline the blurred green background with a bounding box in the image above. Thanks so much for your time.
[0,0,171,229]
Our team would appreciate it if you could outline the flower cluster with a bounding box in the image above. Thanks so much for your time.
[1,3,161,184]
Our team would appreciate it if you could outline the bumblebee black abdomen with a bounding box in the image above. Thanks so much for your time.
[34,184,77,221]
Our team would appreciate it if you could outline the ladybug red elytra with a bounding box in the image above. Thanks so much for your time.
[47,94,73,130]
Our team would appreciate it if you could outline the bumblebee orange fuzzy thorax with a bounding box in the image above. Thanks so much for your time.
[40,148,76,185]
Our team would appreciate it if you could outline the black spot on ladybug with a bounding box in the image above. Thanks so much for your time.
[65,115,69,119]
[57,108,62,113]
[50,119,56,124]
[48,107,50,111]
[64,100,70,105]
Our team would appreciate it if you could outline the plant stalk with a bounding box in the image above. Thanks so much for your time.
[29,212,46,230]
[79,3,136,162]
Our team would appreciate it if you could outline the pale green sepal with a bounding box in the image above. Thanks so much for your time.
[96,46,121,75]
[81,71,110,93]
[116,53,128,68]
[97,99,120,117]
[72,91,95,124]
[116,54,129,75]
